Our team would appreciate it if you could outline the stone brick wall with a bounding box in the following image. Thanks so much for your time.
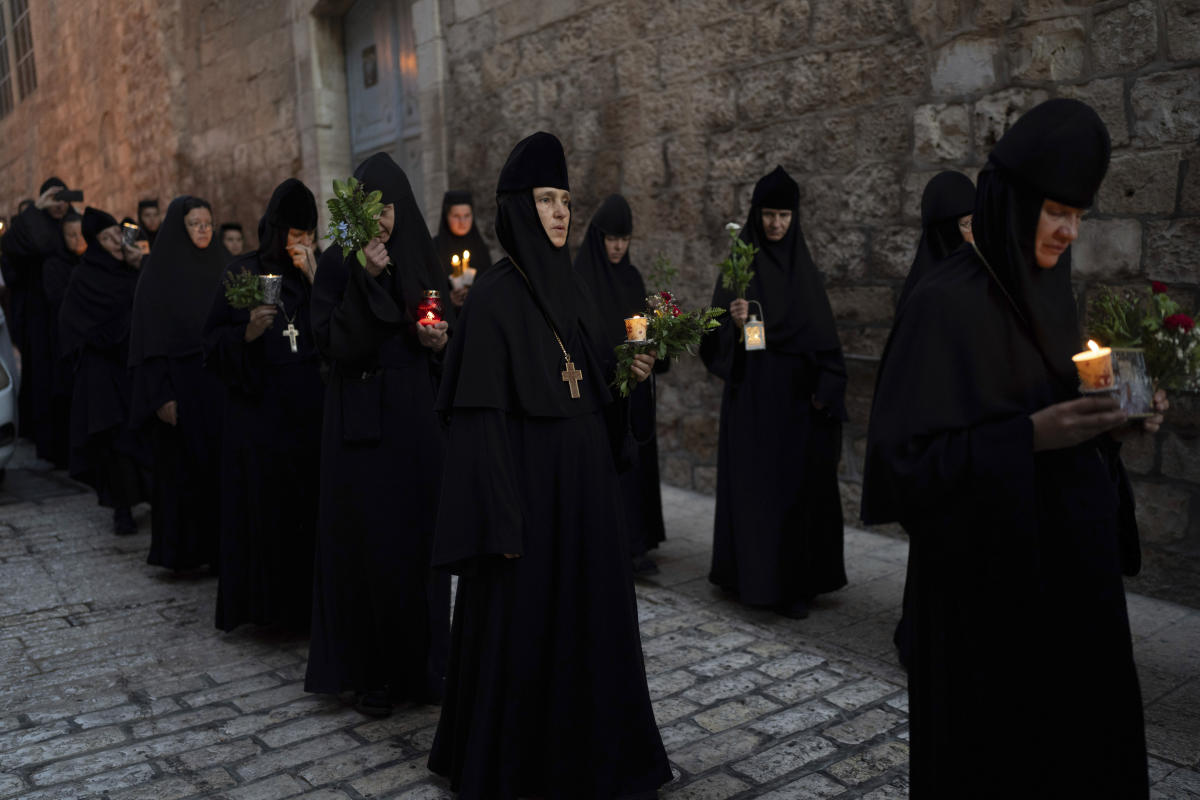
[437,0,1200,601]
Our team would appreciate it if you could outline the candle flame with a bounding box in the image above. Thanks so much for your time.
[1087,339,1101,352]
[451,255,460,266]
[463,250,470,260]
[425,311,434,320]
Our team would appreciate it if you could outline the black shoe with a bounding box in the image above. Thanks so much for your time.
[632,555,660,576]
[776,598,810,620]
[113,508,136,536]
[354,690,392,718]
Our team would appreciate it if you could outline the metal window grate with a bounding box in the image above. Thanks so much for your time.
[11,0,34,100]
[0,2,12,119]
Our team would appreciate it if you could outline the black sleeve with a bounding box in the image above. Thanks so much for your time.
[129,355,174,427]
[202,275,262,396]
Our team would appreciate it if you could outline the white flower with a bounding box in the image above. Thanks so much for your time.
[725,222,742,232]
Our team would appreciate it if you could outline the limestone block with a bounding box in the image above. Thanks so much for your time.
[480,42,519,92]
[843,162,904,222]
[822,114,860,170]
[813,0,906,45]
[912,102,970,163]
[930,36,1000,96]
[1166,0,1200,61]
[444,10,494,55]
[975,0,1015,27]
[1097,150,1181,215]
[709,133,764,182]
[665,135,708,189]
[1059,78,1130,146]
[691,73,739,131]
[615,41,659,97]
[761,118,822,171]
[662,454,692,487]
[1120,429,1158,475]
[754,0,812,54]
[858,102,914,163]
[498,80,536,124]
[1093,0,1158,73]
[659,27,711,82]
[1133,481,1194,545]
[856,40,930,105]
[1007,17,1085,82]
[1182,148,1200,214]
[809,227,869,281]
[828,286,898,326]
[838,326,891,359]
[869,225,923,279]
[973,87,1050,153]
[623,140,667,194]
[909,0,968,45]
[1146,218,1200,284]
[1132,69,1200,147]
[736,59,801,123]
[1072,218,1143,279]
[453,0,484,22]
[1163,433,1200,483]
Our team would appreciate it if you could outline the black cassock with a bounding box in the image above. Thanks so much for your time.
[428,137,671,799]
[58,211,150,510]
[128,196,227,570]
[862,100,1148,798]
[700,167,848,608]
[305,154,450,700]
[204,250,323,632]
[43,240,79,469]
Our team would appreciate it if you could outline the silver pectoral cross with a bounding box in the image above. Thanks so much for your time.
[283,322,300,353]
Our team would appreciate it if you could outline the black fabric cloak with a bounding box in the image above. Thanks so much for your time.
[59,208,151,510]
[137,200,159,248]
[895,171,975,312]
[42,214,83,468]
[699,165,848,608]
[428,132,672,799]
[305,153,452,700]
[861,99,1148,798]
[129,196,228,570]
[0,182,67,461]
[204,180,324,632]
[432,190,493,280]
[572,194,666,556]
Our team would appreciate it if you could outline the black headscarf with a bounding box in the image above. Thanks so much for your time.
[353,153,446,317]
[712,165,840,354]
[59,207,141,358]
[432,190,493,277]
[257,179,317,270]
[573,193,644,348]
[137,199,160,246]
[896,171,976,311]
[128,196,229,366]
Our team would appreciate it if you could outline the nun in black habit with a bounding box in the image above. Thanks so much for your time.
[895,170,975,312]
[59,208,151,533]
[572,194,667,572]
[432,190,493,310]
[204,179,324,632]
[428,133,670,800]
[862,99,1163,798]
[306,153,452,715]
[43,209,87,469]
[128,196,228,570]
[700,166,848,619]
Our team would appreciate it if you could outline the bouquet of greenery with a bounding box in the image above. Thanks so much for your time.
[326,176,385,267]
[718,221,757,298]
[1087,281,1200,392]
[613,285,723,398]
[223,267,264,310]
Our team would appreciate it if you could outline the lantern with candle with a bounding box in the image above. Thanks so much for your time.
[417,290,443,327]
[744,300,766,352]
[624,314,648,343]
[1072,339,1114,391]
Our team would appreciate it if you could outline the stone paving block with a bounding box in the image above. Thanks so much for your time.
[759,652,827,680]
[179,673,281,707]
[298,740,411,786]
[653,695,701,726]
[232,680,311,712]
[406,725,437,752]
[826,740,909,785]
[22,690,133,723]
[860,774,909,798]
[207,657,278,684]
[648,669,699,699]
[683,670,774,706]
[641,613,700,638]
[111,766,237,800]
[824,708,903,745]
[660,771,751,799]
[390,784,455,799]
[224,774,306,800]
[0,719,73,752]
[688,650,760,677]
[140,673,211,700]
[161,737,263,773]
[21,762,156,798]
[744,640,794,659]
[0,724,127,771]
[218,697,329,738]
[764,669,846,704]
[295,790,355,800]
[755,772,846,799]
[129,704,238,738]
[258,708,364,748]
[748,700,843,738]
[824,677,901,710]
[0,774,25,800]
[354,704,443,742]
[76,697,181,729]
[885,692,908,714]
[731,735,839,784]
[671,728,763,775]
[349,757,433,797]
[693,695,781,733]
[660,720,711,749]
[238,731,360,781]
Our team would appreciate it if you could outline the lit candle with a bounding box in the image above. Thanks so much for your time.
[450,254,461,275]
[1072,339,1114,390]
[624,314,648,342]
[417,290,443,327]
[462,249,470,270]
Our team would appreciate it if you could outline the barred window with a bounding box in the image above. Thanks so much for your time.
[0,2,12,119]
[10,0,33,100]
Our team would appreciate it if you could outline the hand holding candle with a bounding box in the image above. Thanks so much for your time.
[417,290,444,327]
[1072,339,1114,390]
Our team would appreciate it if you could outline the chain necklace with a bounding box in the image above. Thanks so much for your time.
[509,261,582,399]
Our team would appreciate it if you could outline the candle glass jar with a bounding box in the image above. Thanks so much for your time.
[418,290,443,326]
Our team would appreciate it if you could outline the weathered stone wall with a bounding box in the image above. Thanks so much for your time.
[438,0,1200,602]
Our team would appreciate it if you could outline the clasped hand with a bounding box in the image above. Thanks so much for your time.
[362,239,389,277]
[244,305,278,342]
[1031,395,1127,452]
[630,351,656,383]
[728,298,749,328]
[417,320,448,352]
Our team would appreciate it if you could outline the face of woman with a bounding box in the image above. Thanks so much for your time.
[97,226,125,261]
[958,214,974,244]
[376,204,396,244]
[761,208,793,242]
[184,207,214,249]
[222,229,244,255]
[446,204,473,237]
[62,220,86,255]
[603,234,630,264]
[534,187,570,248]
[287,228,315,248]
[1034,199,1084,269]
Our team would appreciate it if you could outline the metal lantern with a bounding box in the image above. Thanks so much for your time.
[744,300,766,351]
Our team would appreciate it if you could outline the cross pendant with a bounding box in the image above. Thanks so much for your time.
[561,358,582,399]
[283,322,300,353]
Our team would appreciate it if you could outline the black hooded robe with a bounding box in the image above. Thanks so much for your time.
[428,133,672,800]
[700,166,848,609]
[862,99,1148,798]
[572,194,666,557]
[305,154,451,701]
[58,208,151,510]
[43,226,82,468]
[204,180,324,632]
[128,196,228,570]
[432,190,493,299]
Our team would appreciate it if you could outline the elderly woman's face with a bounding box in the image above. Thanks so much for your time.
[184,207,214,249]
[534,187,570,248]
[761,208,793,242]
[1034,199,1084,269]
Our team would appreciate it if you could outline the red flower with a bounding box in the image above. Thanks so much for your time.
[671,306,681,317]
[1151,281,1168,294]
[1165,313,1195,333]
[660,291,673,302]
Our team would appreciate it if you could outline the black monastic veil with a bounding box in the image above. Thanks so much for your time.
[432,190,493,276]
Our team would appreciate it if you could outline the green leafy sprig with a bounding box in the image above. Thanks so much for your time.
[718,222,758,299]
[223,267,265,310]
[326,176,385,267]
[1086,283,1200,392]
[612,286,723,398]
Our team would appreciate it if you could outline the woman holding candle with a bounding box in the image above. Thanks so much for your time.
[128,196,229,571]
[700,165,848,620]
[428,132,669,799]
[203,179,324,632]
[306,153,453,717]
[863,99,1167,798]
[432,190,492,310]
[573,193,668,574]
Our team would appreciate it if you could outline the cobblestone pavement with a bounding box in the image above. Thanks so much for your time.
[0,453,1198,799]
